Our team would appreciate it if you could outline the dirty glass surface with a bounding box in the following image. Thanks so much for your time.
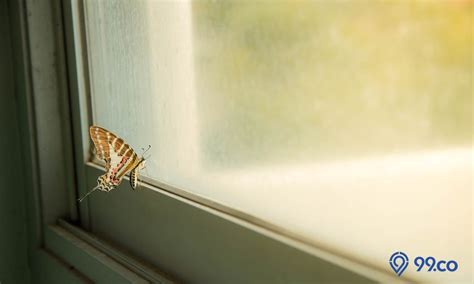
[84,1,472,282]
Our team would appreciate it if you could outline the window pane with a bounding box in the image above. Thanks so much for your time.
[195,2,471,166]
[84,1,472,282]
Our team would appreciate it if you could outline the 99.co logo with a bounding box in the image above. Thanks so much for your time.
[414,256,458,272]
[389,251,459,277]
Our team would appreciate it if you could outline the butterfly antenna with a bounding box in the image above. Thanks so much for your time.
[141,145,152,156]
[77,185,100,202]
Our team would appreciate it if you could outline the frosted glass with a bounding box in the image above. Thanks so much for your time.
[84,1,472,282]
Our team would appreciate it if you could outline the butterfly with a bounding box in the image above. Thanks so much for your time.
[78,126,150,202]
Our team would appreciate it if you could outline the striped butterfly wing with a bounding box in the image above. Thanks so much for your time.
[89,126,142,187]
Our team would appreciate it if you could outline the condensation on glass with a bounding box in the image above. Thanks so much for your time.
[84,1,472,282]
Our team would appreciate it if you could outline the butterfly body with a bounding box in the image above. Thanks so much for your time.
[78,126,148,201]
[129,159,145,189]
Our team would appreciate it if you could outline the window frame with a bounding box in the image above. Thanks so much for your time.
[68,1,402,282]
[13,0,172,282]
[17,0,407,282]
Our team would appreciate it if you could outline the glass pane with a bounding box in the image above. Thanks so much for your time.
[84,1,472,281]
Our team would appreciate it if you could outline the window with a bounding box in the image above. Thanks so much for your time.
[73,1,472,282]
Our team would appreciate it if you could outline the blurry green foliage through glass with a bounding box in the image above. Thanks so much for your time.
[192,1,472,168]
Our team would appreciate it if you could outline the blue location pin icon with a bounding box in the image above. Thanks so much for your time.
[389,252,409,276]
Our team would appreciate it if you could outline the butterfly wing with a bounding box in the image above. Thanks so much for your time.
[89,126,141,186]
[89,126,114,170]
